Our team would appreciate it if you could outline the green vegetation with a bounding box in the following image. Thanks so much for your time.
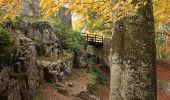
[51,17,86,55]
[32,21,51,30]
[87,57,106,87]
[60,50,73,61]
[0,27,14,67]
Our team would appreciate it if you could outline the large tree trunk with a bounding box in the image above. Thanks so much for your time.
[109,0,156,100]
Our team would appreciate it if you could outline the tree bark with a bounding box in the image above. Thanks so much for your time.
[110,0,156,100]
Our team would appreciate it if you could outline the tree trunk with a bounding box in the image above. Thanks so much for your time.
[110,0,156,100]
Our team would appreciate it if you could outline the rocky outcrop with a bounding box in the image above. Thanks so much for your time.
[0,65,27,100]
[0,34,42,100]
[16,20,73,98]
[18,35,41,99]
[0,18,74,100]
[16,20,61,59]
[42,29,60,58]
[37,60,73,83]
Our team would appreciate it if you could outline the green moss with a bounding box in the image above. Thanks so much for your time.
[11,73,28,79]
[32,21,51,30]
[0,27,14,67]
[34,38,44,56]
[17,14,43,22]
[60,50,73,61]
[38,56,57,62]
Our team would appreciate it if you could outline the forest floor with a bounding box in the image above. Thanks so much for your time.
[35,60,170,100]
[157,60,170,100]
[35,68,110,100]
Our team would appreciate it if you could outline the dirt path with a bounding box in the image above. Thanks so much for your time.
[157,60,170,82]
[157,90,170,100]
[157,60,170,100]
[35,69,90,100]
[35,61,170,100]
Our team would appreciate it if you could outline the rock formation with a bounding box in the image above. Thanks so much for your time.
[0,19,74,100]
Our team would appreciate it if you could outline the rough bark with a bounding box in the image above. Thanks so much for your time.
[110,0,156,100]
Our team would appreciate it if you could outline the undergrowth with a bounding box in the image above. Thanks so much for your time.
[87,56,106,87]
[0,27,14,67]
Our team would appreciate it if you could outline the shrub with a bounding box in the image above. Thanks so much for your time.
[60,50,73,61]
[0,28,13,67]
[32,21,51,30]
[62,31,86,54]
[87,57,106,86]
[51,17,87,55]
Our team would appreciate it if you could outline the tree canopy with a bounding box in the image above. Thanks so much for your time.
[0,0,170,33]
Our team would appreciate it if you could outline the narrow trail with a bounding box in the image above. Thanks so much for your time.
[35,60,170,100]
[36,69,89,100]
[35,68,110,100]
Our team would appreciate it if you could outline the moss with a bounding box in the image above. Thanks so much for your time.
[34,39,44,56]
[60,50,73,61]
[32,21,51,30]
[0,27,14,66]
[110,10,156,99]
[10,73,28,79]
[17,14,43,22]
[38,56,57,62]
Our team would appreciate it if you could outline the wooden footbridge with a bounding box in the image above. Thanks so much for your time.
[81,33,103,46]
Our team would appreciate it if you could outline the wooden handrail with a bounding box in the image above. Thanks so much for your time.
[81,33,103,44]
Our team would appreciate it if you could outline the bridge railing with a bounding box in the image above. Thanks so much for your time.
[81,33,103,44]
